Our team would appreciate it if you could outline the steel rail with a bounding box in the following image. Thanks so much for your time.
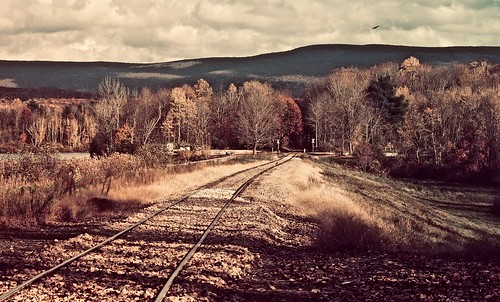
[154,154,295,301]
[0,154,283,301]
[0,196,190,301]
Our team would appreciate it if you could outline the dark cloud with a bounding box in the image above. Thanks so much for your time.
[0,0,498,62]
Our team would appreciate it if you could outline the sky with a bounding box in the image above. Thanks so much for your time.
[0,0,499,63]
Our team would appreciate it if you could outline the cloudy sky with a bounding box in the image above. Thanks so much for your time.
[0,0,498,63]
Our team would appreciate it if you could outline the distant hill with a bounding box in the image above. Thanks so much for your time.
[1,44,499,97]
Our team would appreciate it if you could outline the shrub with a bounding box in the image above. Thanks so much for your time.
[0,152,144,227]
[316,209,389,251]
[136,143,173,168]
[177,150,191,163]
[0,153,62,225]
[98,154,140,194]
[353,142,385,174]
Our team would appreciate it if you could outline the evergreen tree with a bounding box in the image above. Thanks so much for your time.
[366,75,408,125]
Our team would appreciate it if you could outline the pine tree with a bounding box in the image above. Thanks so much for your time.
[366,75,409,125]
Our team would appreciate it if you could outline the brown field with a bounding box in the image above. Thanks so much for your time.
[2,153,498,257]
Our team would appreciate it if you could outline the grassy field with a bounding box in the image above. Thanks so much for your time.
[305,156,500,258]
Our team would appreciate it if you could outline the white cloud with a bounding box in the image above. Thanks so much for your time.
[0,0,498,62]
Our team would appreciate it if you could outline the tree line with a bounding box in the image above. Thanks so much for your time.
[304,57,499,181]
[0,78,303,155]
[0,57,498,181]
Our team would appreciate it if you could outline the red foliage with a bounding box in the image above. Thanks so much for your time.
[276,94,303,147]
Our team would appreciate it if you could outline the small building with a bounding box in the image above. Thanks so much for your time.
[384,143,398,157]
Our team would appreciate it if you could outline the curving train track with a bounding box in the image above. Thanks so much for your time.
[0,154,295,301]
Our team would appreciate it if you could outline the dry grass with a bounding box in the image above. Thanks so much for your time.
[259,158,401,251]
[0,153,270,228]
[51,158,271,223]
[253,156,500,257]
[310,157,500,257]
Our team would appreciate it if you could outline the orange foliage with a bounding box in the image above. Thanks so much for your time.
[276,94,303,147]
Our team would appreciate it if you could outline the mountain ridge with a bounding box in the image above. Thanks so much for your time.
[3,44,495,64]
[1,44,499,97]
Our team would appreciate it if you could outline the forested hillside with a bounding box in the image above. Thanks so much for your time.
[1,44,499,96]
[0,53,499,182]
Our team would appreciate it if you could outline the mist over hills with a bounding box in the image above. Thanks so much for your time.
[0,44,499,98]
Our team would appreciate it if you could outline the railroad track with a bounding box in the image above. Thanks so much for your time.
[0,154,295,301]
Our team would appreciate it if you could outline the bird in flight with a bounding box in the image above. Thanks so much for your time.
[372,25,380,30]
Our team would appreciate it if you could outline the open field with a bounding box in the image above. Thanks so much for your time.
[244,155,500,257]
[1,155,498,300]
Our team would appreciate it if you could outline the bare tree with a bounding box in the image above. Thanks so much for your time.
[209,83,241,148]
[26,115,47,147]
[194,79,213,149]
[94,77,129,151]
[327,68,368,154]
[132,87,164,146]
[307,91,330,149]
[237,81,279,154]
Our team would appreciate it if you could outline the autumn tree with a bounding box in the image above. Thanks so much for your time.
[305,89,334,150]
[194,79,213,149]
[276,94,303,148]
[396,59,500,180]
[237,81,279,154]
[399,56,421,82]
[161,85,196,147]
[0,99,30,150]
[114,123,135,154]
[326,68,368,154]
[94,77,129,152]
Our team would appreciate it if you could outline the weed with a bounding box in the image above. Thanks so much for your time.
[315,209,388,251]
[1,152,270,228]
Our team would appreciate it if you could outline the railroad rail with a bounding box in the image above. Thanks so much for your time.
[0,153,295,301]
